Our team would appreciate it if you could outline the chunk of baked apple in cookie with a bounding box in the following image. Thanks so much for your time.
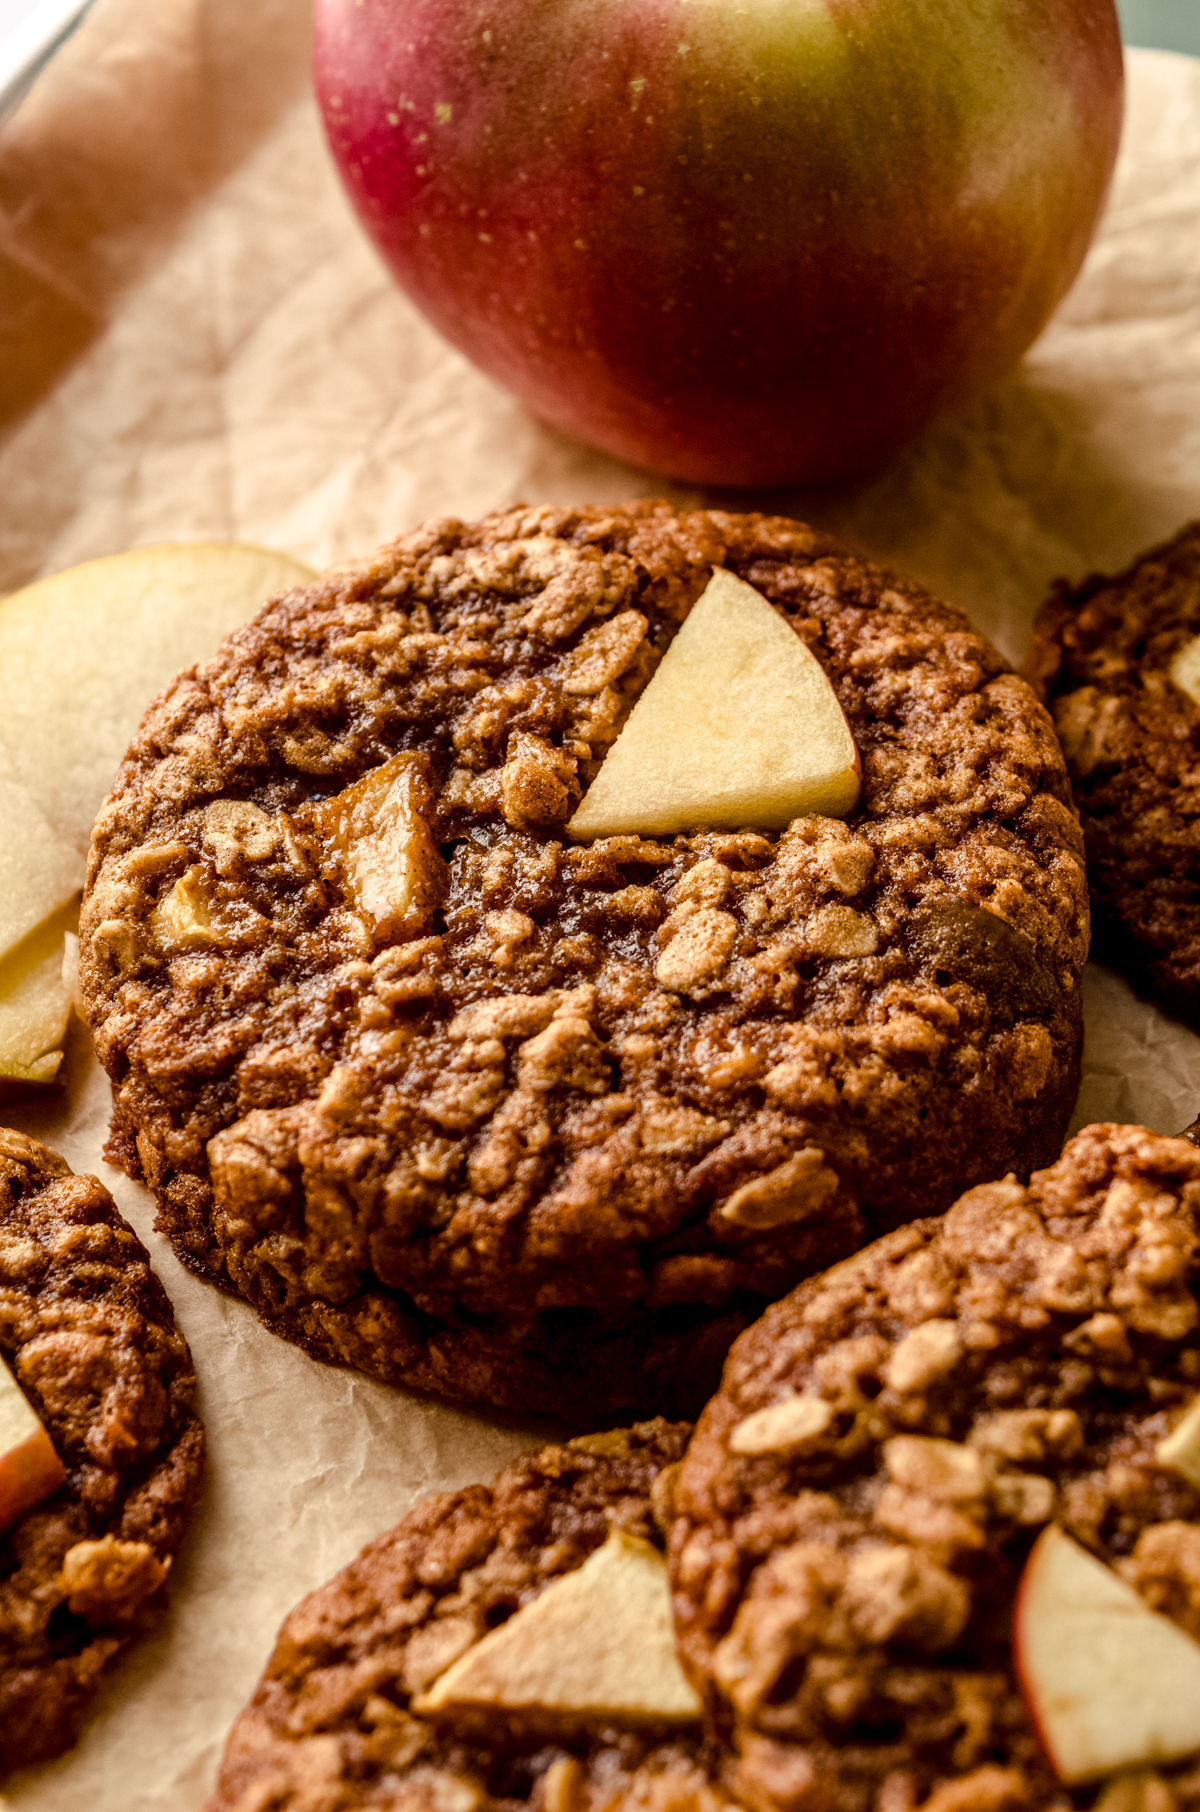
[151,866,228,954]
[569,569,860,838]
[306,752,448,941]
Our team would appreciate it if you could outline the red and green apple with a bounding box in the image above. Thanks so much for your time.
[313,0,1123,486]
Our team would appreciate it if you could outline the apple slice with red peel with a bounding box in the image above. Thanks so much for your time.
[567,568,861,840]
[0,1352,65,1533]
[1014,1524,1200,1782]
[414,1529,702,1728]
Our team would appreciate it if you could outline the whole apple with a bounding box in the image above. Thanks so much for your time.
[314,0,1123,486]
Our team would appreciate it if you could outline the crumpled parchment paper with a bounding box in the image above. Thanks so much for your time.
[2,6,1200,1804]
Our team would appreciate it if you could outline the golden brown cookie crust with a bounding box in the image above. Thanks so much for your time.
[1027,522,1200,1023]
[0,1127,204,1776]
[208,1420,728,1812]
[80,503,1087,1423]
[671,1124,1200,1812]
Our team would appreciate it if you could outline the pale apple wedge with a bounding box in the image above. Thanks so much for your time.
[0,1352,65,1534]
[567,568,861,839]
[0,903,77,1086]
[1014,1524,1200,1782]
[414,1530,702,1727]
[0,771,80,966]
[0,542,314,1082]
[0,542,315,858]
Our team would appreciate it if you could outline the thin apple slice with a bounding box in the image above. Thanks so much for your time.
[0,903,77,1086]
[1014,1524,1200,1782]
[0,1352,65,1533]
[567,568,861,839]
[0,543,314,1083]
[0,773,81,967]
[413,1530,702,1727]
[0,542,314,858]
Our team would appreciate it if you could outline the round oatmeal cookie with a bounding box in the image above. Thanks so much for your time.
[671,1123,1200,1812]
[0,1127,205,1776]
[1027,522,1200,1024]
[208,1419,733,1812]
[80,502,1087,1425]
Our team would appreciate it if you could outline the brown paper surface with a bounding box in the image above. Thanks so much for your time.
[2,5,1200,1803]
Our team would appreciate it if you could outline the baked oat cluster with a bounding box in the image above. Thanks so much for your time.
[80,503,1087,1421]
[0,1128,205,1775]
[1027,522,1200,1023]
[208,1419,730,1812]
[671,1124,1200,1812]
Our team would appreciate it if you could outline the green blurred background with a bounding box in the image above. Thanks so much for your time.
[1119,0,1200,54]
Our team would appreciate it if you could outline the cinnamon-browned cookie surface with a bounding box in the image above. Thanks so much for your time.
[208,1419,731,1812]
[0,1127,205,1776]
[671,1124,1200,1812]
[1027,522,1200,1023]
[80,503,1086,1424]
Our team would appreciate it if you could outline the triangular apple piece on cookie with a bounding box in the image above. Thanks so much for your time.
[1014,1524,1200,1782]
[567,568,860,839]
[413,1530,702,1729]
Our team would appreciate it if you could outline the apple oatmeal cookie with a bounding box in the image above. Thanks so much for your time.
[671,1124,1200,1812]
[0,1128,204,1775]
[1027,522,1200,1025]
[207,1419,734,1812]
[80,503,1086,1423]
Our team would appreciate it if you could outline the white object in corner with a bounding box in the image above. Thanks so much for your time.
[0,0,94,122]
